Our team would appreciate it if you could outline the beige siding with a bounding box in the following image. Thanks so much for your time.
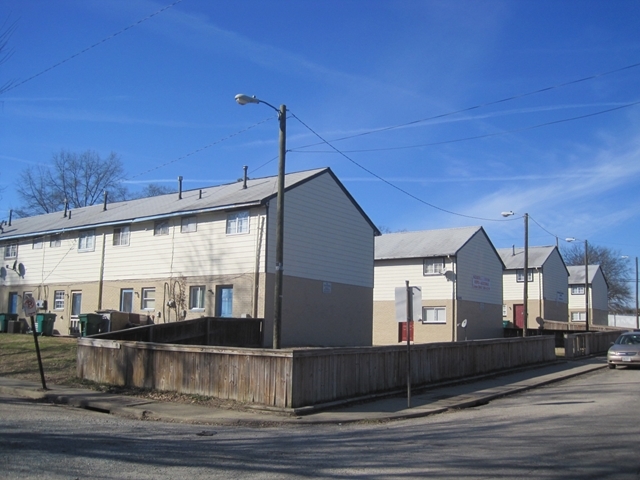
[455,232,503,306]
[269,172,375,288]
[373,258,454,302]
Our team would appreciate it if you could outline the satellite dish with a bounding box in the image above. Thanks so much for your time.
[17,263,26,277]
[460,319,468,328]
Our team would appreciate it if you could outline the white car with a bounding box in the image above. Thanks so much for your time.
[607,332,640,369]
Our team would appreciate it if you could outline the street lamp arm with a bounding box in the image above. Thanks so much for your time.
[235,94,280,114]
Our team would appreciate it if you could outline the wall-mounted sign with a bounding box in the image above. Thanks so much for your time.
[472,275,491,290]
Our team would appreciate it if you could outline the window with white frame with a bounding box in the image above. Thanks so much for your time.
[113,226,130,246]
[154,220,169,236]
[571,311,586,322]
[54,290,65,310]
[226,211,249,234]
[78,230,95,252]
[189,285,205,310]
[502,304,507,317]
[516,269,533,282]
[181,216,197,233]
[49,234,61,248]
[422,306,446,324]
[423,257,445,275]
[32,238,43,249]
[571,285,585,295]
[4,243,17,259]
[141,288,155,310]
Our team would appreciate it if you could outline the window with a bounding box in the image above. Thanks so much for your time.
[49,234,61,248]
[422,306,446,324]
[423,257,445,275]
[113,226,130,246]
[516,269,533,282]
[4,243,17,259]
[181,216,197,233]
[571,311,586,322]
[54,290,65,310]
[189,286,205,310]
[32,238,43,249]
[141,288,155,310]
[226,211,249,234]
[571,285,585,295]
[154,220,169,236]
[78,230,95,252]
[502,304,507,317]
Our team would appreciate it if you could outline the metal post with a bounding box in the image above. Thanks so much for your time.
[406,280,412,408]
[635,257,639,330]
[30,316,47,390]
[272,104,286,349]
[584,240,589,332]
[523,213,528,337]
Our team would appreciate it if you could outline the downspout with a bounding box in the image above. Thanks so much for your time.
[97,232,106,309]
[451,256,457,342]
[537,267,542,322]
[252,214,265,319]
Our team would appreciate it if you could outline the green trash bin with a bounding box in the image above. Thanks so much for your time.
[79,313,106,336]
[0,314,7,333]
[35,313,56,336]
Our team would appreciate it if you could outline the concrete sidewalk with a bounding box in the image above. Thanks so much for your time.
[0,356,607,426]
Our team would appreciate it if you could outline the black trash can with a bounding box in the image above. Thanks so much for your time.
[80,313,108,336]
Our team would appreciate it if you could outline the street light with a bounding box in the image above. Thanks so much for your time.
[621,255,639,330]
[502,211,529,336]
[566,238,589,332]
[235,94,287,349]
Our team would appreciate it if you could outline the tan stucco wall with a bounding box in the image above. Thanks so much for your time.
[272,274,373,348]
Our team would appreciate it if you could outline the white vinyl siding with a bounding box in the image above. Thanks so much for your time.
[273,172,374,287]
[374,258,453,301]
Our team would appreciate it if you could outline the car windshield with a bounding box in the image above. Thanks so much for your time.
[615,334,640,345]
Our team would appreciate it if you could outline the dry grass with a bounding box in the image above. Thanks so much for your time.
[0,334,84,387]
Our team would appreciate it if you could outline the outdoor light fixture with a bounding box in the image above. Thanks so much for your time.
[235,93,286,349]
[503,211,529,336]
[566,237,589,332]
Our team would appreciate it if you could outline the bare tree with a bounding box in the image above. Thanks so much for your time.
[133,183,175,199]
[562,243,632,313]
[16,150,128,216]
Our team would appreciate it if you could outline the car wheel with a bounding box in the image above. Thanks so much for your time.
[608,364,616,369]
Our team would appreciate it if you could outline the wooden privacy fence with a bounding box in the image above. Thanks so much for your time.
[92,317,263,348]
[564,330,627,358]
[77,336,555,411]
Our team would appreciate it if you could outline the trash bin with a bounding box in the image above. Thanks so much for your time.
[79,313,108,336]
[0,314,8,333]
[35,313,56,336]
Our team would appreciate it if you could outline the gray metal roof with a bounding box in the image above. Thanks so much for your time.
[375,226,487,260]
[0,168,338,240]
[496,245,558,270]
[567,265,603,284]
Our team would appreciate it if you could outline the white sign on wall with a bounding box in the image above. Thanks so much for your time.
[472,275,491,290]
[395,286,422,322]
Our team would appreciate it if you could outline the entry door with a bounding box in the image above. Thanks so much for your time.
[120,289,134,313]
[8,292,18,314]
[216,286,233,317]
[70,292,82,335]
[514,304,524,329]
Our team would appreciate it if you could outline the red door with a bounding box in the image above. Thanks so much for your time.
[514,304,524,329]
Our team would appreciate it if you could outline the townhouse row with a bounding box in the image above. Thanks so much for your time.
[0,167,607,346]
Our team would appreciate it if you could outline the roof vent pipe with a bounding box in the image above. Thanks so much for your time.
[199,189,202,200]
[178,176,183,200]
[512,245,515,256]
[243,165,248,189]
[8,209,12,227]
[103,190,108,211]
[68,210,72,219]
[63,199,68,218]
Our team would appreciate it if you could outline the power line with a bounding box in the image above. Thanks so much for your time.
[2,0,184,95]
[292,61,640,151]
[290,111,513,223]
[292,100,640,154]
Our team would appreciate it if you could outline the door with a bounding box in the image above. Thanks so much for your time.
[8,292,18,314]
[514,304,524,329]
[216,286,233,317]
[120,289,134,313]
[70,292,82,334]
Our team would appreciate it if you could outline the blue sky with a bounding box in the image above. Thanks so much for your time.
[1,0,640,266]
